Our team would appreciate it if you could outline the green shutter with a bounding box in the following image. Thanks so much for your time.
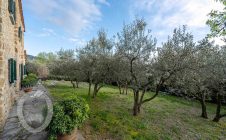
[8,59,11,83]
[24,65,27,75]
[13,1,16,22]
[19,64,21,80]
[20,64,23,80]
[8,0,14,13]
[8,0,16,24]
[18,27,21,38]
[13,60,17,81]
[18,27,22,41]
[8,59,17,83]
[10,59,14,83]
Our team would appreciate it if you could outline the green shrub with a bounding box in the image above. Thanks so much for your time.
[21,73,38,87]
[48,97,89,140]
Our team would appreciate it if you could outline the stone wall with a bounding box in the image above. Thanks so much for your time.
[0,0,25,130]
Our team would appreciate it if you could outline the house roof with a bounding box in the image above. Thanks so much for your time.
[18,0,25,32]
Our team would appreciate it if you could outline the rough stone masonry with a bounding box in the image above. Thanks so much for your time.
[0,0,26,130]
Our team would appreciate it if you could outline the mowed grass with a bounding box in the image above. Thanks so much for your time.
[44,80,226,140]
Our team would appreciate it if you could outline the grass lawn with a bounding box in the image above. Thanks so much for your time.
[44,80,226,140]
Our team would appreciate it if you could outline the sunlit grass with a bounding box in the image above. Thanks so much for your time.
[44,80,226,140]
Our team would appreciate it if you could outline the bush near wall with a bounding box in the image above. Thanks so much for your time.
[47,97,89,140]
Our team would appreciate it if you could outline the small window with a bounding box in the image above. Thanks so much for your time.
[18,26,22,41]
[24,65,27,75]
[8,58,13,83]
[8,58,17,84]
[13,60,17,81]
[8,0,14,13]
[8,59,12,83]
[8,0,16,25]
[20,64,24,80]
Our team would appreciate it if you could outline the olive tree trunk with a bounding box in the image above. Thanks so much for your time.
[92,83,103,98]
[117,81,122,94]
[70,80,76,89]
[200,100,208,119]
[133,90,140,116]
[197,92,208,119]
[76,81,79,88]
[88,81,92,97]
[125,81,128,95]
[213,94,226,122]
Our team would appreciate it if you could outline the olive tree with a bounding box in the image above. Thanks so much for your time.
[147,26,197,114]
[176,38,215,119]
[26,61,39,75]
[92,30,113,98]
[37,64,49,80]
[206,0,226,122]
[111,55,130,94]
[78,29,113,98]
[205,45,226,122]
[27,52,57,79]
[116,19,157,115]
[207,0,226,37]
[49,49,83,88]
[78,39,98,96]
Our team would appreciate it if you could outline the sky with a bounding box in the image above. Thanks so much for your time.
[23,0,224,56]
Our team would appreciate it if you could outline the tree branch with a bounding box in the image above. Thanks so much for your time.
[141,92,158,104]
[220,114,226,118]
[139,88,146,105]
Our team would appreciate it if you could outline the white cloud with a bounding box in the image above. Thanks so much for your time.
[97,0,110,6]
[24,0,102,35]
[131,0,224,44]
[37,28,56,37]
[68,37,86,46]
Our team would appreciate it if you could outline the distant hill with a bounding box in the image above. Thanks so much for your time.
[27,54,36,61]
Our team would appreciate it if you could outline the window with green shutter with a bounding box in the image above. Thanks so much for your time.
[8,0,14,13]
[13,60,17,81]
[8,0,16,25]
[13,1,16,21]
[18,26,22,41]
[8,59,17,83]
[8,58,14,83]
[11,59,14,83]
[20,64,23,80]
[24,65,27,75]
[8,59,12,83]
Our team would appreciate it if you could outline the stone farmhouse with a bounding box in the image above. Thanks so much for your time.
[0,0,26,129]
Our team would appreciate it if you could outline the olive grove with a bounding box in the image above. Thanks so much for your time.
[46,19,226,120]
[78,29,113,98]
[45,9,226,120]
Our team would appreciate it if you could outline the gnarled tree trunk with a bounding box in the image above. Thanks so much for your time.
[88,81,92,97]
[70,80,76,89]
[92,83,103,98]
[117,81,122,94]
[199,93,208,119]
[125,81,128,95]
[133,90,140,116]
[93,83,98,98]
[213,94,222,122]
[76,81,79,88]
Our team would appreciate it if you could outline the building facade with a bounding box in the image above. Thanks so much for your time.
[0,0,25,129]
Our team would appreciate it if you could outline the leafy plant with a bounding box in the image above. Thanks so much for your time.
[48,97,89,140]
[21,73,38,87]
